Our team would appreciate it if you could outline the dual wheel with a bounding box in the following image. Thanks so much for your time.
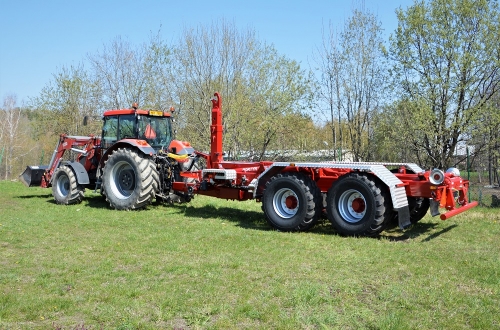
[262,172,392,236]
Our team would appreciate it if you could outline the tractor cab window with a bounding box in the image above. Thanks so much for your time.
[102,116,118,149]
[101,115,137,149]
[138,115,172,150]
[118,115,136,139]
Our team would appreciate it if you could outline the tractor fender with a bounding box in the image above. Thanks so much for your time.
[62,161,90,185]
[99,139,156,168]
[168,139,195,155]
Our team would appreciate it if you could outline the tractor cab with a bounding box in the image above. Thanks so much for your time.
[101,106,173,152]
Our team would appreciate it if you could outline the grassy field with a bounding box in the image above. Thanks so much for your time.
[0,180,499,329]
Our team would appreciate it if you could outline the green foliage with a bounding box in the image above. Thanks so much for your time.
[173,21,314,160]
[1,181,499,328]
[388,0,500,168]
[314,7,389,162]
[28,64,102,138]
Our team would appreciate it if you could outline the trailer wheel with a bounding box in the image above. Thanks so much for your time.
[408,197,430,223]
[300,174,323,230]
[262,173,320,231]
[52,165,85,205]
[102,148,158,210]
[326,173,387,237]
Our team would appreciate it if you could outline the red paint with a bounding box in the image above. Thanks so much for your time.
[440,201,478,220]
[103,109,171,117]
[285,195,298,209]
[352,198,365,213]
[210,92,223,167]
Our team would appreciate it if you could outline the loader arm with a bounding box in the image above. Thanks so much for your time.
[21,134,99,188]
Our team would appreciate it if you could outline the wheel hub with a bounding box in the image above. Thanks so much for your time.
[118,170,134,191]
[351,197,365,213]
[338,189,367,223]
[285,195,298,210]
[110,161,136,199]
[57,175,70,197]
[273,188,299,219]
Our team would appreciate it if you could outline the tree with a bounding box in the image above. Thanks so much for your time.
[87,35,175,111]
[314,5,388,162]
[471,94,500,185]
[0,95,35,179]
[172,21,314,160]
[314,22,343,160]
[389,0,500,168]
[29,64,102,138]
[172,21,257,153]
[245,45,314,160]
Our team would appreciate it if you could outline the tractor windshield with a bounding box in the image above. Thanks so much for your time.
[137,115,173,150]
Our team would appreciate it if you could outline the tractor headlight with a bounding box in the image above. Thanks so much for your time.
[429,168,445,185]
[446,167,460,177]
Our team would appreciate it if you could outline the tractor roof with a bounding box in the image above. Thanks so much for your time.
[103,109,172,117]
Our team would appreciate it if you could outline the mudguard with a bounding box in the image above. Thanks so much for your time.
[169,139,195,155]
[99,139,156,167]
[62,161,90,185]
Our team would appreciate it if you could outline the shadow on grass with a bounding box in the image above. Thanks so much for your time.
[380,222,458,242]
[177,203,270,231]
[17,191,111,209]
[16,193,53,199]
[168,203,342,235]
[421,224,458,242]
[158,202,457,240]
[84,194,110,209]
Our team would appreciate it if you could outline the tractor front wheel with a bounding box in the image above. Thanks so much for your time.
[326,173,387,237]
[102,148,158,210]
[262,173,320,231]
[52,165,85,205]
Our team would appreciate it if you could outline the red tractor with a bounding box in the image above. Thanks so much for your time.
[21,93,477,236]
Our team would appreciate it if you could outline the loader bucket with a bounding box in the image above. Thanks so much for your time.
[20,165,48,187]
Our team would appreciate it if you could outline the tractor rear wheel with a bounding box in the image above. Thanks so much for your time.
[102,148,158,210]
[52,165,85,204]
[262,172,321,231]
[326,173,387,237]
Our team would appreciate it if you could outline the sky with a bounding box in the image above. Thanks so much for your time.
[0,0,415,105]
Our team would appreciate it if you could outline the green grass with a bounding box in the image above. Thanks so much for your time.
[0,180,499,329]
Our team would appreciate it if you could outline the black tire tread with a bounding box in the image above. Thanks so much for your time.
[102,148,158,210]
[327,173,387,237]
[295,173,322,230]
[263,172,320,231]
[52,165,85,205]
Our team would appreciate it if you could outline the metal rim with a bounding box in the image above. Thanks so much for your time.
[272,187,299,219]
[110,161,136,199]
[56,172,70,197]
[338,189,366,223]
